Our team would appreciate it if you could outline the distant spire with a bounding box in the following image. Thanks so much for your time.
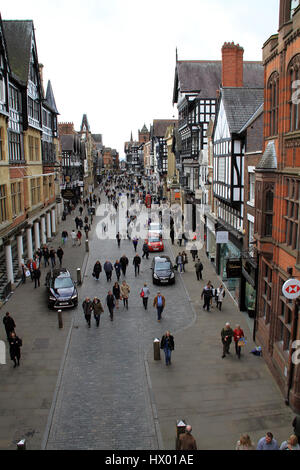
[176,47,178,62]
[130,131,133,142]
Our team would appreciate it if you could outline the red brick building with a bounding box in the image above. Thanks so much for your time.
[254,0,300,413]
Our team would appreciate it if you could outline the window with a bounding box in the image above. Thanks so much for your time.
[9,86,20,111]
[30,178,41,206]
[249,173,255,202]
[291,0,300,17]
[0,127,4,160]
[288,55,300,131]
[267,73,279,136]
[11,182,22,216]
[0,184,7,223]
[8,132,22,161]
[264,190,274,237]
[284,178,299,250]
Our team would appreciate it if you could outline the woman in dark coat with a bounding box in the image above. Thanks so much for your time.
[114,260,121,281]
[113,282,121,309]
[160,331,174,366]
[92,297,104,327]
[93,261,102,280]
[9,331,22,368]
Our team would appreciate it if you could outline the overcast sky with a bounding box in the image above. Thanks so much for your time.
[2,0,279,159]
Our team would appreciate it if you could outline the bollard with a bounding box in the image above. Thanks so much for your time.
[58,310,63,329]
[175,420,187,450]
[85,239,89,252]
[153,338,161,361]
[77,268,82,286]
[17,439,26,450]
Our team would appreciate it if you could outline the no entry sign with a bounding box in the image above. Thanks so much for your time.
[282,279,300,300]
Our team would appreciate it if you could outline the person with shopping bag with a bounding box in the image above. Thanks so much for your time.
[233,324,245,359]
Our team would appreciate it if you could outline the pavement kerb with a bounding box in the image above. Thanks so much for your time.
[40,247,90,450]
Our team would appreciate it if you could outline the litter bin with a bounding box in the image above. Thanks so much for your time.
[77,268,82,286]
[85,239,89,252]
[58,310,63,329]
[153,338,160,360]
[175,420,187,450]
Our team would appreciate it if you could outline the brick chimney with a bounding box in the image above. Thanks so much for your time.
[58,122,75,136]
[221,42,244,87]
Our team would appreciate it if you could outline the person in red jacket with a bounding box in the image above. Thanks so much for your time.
[233,324,245,359]
[27,259,37,281]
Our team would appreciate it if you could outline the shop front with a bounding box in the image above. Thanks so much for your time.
[218,237,242,308]
[205,214,217,268]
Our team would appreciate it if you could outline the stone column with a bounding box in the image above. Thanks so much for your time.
[51,208,56,235]
[46,212,52,241]
[17,233,24,268]
[5,240,14,285]
[26,226,33,260]
[40,216,46,245]
[34,220,41,250]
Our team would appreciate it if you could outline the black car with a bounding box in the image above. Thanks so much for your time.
[151,256,175,285]
[46,268,78,309]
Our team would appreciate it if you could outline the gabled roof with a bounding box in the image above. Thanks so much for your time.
[140,124,148,133]
[239,103,263,133]
[3,20,34,85]
[0,14,10,73]
[45,80,59,114]
[92,134,103,143]
[221,87,264,134]
[152,119,178,138]
[173,60,264,104]
[256,141,277,170]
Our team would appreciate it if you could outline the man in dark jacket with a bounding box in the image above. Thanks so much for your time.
[195,259,203,280]
[178,425,197,450]
[33,266,41,288]
[201,282,213,310]
[3,312,16,340]
[104,260,113,282]
[133,253,141,276]
[142,242,149,259]
[292,416,300,442]
[57,247,64,267]
[82,298,93,328]
[9,331,22,368]
[106,291,115,321]
[160,331,174,366]
[120,255,129,276]
[221,322,234,358]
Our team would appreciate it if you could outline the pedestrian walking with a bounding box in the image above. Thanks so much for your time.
[77,230,82,246]
[216,284,225,310]
[104,260,113,282]
[235,434,255,450]
[120,254,129,277]
[75,216,80,230]
[280,435,300,450]
[170,227,175,245]
[120,280,130,309]
[140,283,150,310]
[3,312,16,340]
[82,297,93,328]
[190,244,198,262]
[9,331,22,368]
[233,324,245,359]
[49,248,56,268]
[194,258,203,280]
[27,259,37,281]
[92,297,104,328]
[36,248,43,267]
[113,282,121,309]
[201,281,213,311]
[256,432,279,450]
[182,251,188,272]
[116,232,121,248]
[133,253,141,276]
[142,241,149,259]
[114,260,121,282]
[160,331,174,366]
[92,261,102,280]
[71,229,77,246]
[292,416,300,442]
[221,322,234,358]
[61,230,68,245]
[21,264,27,284]
[175,252,184,273]
[178,425,197,450]
[153,292,165,322]
[106,291,115,321]
[132,237,138,252]
[57,247,64,267]
[33,266,41,288]
[84,224,89,239]
[79,206,83,216]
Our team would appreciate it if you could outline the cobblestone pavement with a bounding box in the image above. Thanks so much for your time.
[44,214,194,450]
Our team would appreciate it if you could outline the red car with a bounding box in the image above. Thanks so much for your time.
[146,232,164,252]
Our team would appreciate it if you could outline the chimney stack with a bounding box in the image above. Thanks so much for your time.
[221,42,244,87]
[38,63,44,96]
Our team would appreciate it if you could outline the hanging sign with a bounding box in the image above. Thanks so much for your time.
[282,279,300,300]
[216,231,229,244]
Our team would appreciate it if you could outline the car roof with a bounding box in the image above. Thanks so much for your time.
[52,268,71,278]
[154,256,170,262]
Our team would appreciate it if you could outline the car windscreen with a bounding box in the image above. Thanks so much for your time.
[155,262,171,271]
[149,238,161,243]
[54,277,74,289]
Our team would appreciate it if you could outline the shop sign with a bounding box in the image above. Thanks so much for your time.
[226,259,242,278]
[216,231,229,244]
[282,279,300,300]
[195,189,202,200]
[61,189,75,200]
